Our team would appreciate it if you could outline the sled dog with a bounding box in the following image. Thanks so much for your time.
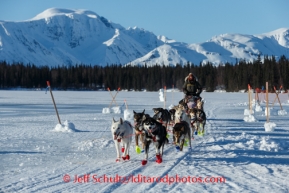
[133,110,150,151]
[141,115,168,165]
[174,106,195,138]
[169,109,176,124]
[111,118,133,162]
[196,98,204,110]
[152,107,173,130]
[172,121,192,151]
[188,108,206,135]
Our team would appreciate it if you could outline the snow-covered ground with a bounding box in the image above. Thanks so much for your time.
[1,90,289,192]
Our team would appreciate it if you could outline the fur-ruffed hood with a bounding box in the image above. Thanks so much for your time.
[184,73,198,81]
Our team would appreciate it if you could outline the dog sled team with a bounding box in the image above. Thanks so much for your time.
[111,72,206,165]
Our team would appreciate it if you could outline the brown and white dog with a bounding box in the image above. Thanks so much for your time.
[196,98,204,110]
[172,121,192,151]
[133,110,150,152]
[188,108,206,135]
[173,106,195,139]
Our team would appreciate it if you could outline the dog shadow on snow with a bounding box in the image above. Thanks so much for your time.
[0,151,44,155]
[194,139,289,166]
[193,150,289,166]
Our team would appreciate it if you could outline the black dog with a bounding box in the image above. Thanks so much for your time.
[141,115,168,165]
[169,109,176,122]
[152,107,174,131]
[152,108,172,123]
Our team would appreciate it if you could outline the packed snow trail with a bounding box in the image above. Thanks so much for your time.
[1,91,289,192]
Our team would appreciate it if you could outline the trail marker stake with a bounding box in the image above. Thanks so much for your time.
[266,82,269,122]
[108,87,120,108]
[264,81,276,132]
[273,86,283,110]
[248,84,252,114]
[46,81,61,124]
[255,88,260,105]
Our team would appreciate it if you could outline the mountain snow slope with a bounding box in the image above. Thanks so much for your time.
[0,8,288,67]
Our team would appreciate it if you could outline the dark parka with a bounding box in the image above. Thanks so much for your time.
[182,75,202,97]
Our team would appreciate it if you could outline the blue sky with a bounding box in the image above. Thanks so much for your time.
[0,0,288,44]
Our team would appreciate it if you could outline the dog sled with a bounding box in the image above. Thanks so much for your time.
[181,95,204,111]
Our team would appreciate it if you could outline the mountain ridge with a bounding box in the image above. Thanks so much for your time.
[0,8,288,66]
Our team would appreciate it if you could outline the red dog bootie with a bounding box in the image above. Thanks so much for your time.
[122,155,130,161]
[121,147,125,153]
[141,160,147,165]
[156,154,162,163]
[116,158,120,162]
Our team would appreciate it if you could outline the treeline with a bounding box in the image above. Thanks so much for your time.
[0,55,288,92]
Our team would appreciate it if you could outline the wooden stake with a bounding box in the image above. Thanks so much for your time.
[274,86,283,110]
[256,91,260,105]
[248,84,252,114]
[108,87,120,108]
[266,82,269,123]
[47,81,61,124]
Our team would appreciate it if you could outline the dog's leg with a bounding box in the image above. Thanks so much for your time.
[160,142,164,156]
[190,122,195,139]
[142,141,150,165]
[114,140,121,162]
[135,131,143,154]
[197,121,200,132]
[195,121,199,135]
[154,141,159,155]
[201,120,206,134]
[135,132,139,147]
[128,135,133,160]
[160,136,167,156]
[140,133,144,150]
[188,129,192,150]
[121,140,126,160]
[180,139,184,151]
[123,140,130,161]
[165,122,168,132]
[155,141,162,163]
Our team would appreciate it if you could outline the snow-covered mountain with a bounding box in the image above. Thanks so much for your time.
[0,8,289,67]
